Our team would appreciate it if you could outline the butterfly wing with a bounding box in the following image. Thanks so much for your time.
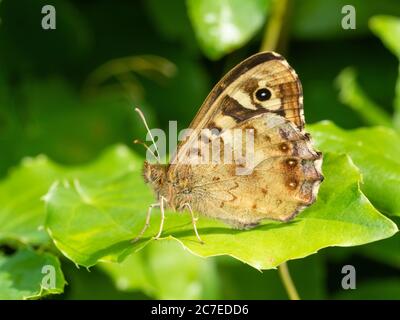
[169,51,304,166]
[166,51,322,226]
[186,113,323,227]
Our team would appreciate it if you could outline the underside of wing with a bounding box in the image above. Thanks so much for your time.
[165,51,322,227]
[170,51,304,168]
[185,113,323,228]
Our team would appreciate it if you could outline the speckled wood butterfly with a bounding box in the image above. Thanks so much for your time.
[134,51,323,243]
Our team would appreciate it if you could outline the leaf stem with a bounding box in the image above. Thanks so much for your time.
[260,0,290,52]
[278,262,300,300]
[260,0,299,301]
[336,67,392,127]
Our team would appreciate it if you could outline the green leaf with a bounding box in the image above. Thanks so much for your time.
[369,15,400,129]
[44,146,147,266]
[0,145,139,246]
[0,156,62,245]
[394,66,400,129]
[370,15,400,58]
[0,249,65,300]
[308,121,400,217]
[335,68,392,127]
[186,0,270,59]
[322,233,400,270]
[100,240,220,299]
[45,145,397,269]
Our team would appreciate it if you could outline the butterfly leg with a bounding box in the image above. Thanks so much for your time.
[154,196,166,240]
[132,202,159,243]
[184,203,204,244]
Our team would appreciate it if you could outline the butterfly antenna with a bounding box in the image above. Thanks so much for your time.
[134,107,161,162]
[133,139,159,162]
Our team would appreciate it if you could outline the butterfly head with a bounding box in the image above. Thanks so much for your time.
[143,160,167,187]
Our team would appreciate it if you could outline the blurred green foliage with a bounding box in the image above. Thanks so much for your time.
[0,0,399,300]
[0,249,65,299]
[187,0,270,59]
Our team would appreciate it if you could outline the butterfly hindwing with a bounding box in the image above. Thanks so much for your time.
[184,113,323,227]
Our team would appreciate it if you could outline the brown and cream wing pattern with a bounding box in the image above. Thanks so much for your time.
[165,51,323,227]
[169,51,304,168]
[186,113,323,228]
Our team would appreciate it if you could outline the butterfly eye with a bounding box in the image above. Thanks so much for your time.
[255,88,272,101]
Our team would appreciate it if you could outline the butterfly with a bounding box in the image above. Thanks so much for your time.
[134,51,323,244]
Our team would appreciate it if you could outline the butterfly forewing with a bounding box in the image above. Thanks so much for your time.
[170,52,305,167]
